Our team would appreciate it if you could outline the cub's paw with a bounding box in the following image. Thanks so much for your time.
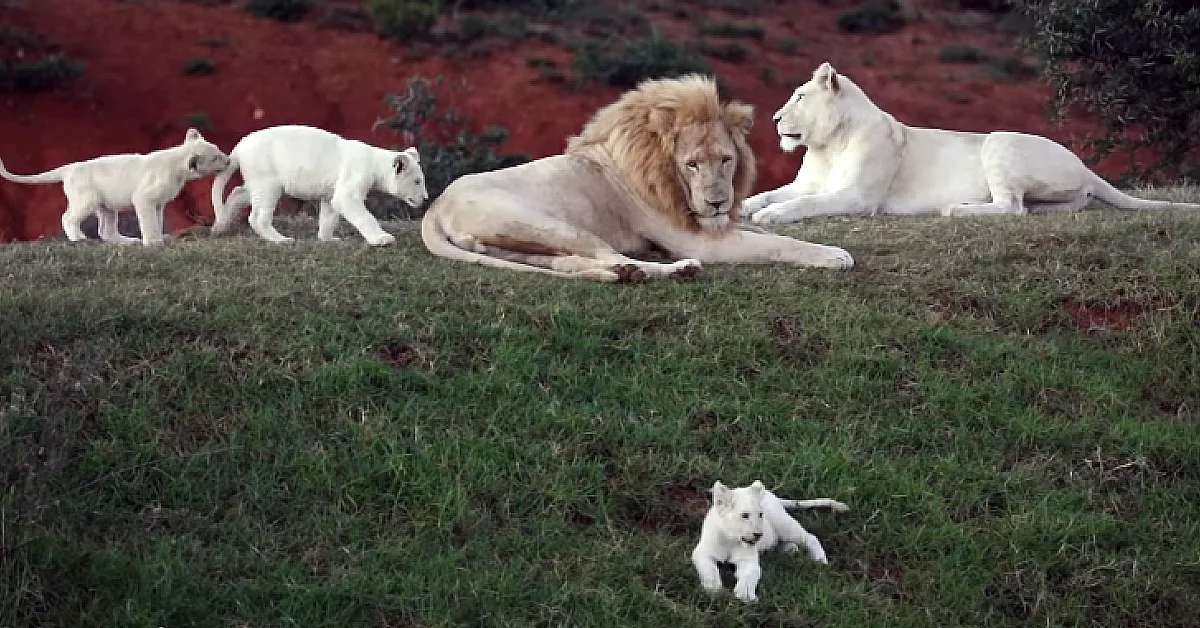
[781,542,800,553]
[817,245,854,270]
[367,233,396,247]
[699,576,723,593]
[732,581,758,603]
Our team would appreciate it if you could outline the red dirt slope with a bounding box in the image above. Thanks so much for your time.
[0,0,1123,242]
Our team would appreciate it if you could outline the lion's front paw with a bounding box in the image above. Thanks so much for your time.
[367,233,396,246]
[670,258,702,280]
[732,580,758,603]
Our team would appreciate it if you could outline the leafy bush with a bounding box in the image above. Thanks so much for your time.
[367,0,440,41]
[372,76,529,216]
[241,0,311,22]
[981,55,1037,82]
[775,35,801,53]
[1013,0,1200,180]
[699,21,765,40]
[938,45,986,63]
[0,54,83,93]
[702,41,750,64]
[573,35,709,88]
[181,56,217,76]
[836,0,907,34]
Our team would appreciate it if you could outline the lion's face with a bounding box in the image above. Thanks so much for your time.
[182,127,231,177]
[774,62,844,152]
[711,481,766,545]
[674,122,740,230]
[383,147,429,209]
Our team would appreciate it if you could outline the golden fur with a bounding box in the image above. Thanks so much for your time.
[566,75,756,232]
[421,74,854,282]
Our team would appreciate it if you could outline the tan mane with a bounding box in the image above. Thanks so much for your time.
[566,74,756,232]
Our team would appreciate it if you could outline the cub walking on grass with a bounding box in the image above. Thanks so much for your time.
[210,125,428,246]
[0,128,230,245]
[692,480,848,603]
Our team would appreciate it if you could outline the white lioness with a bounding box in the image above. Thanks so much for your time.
[692,480,849,603]
[0,128,230,245]
[421,75,853,282]
[744,62,1200,225]
[210,125,428,246]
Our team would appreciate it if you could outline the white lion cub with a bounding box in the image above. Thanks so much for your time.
[744,62,1200,225]
[0,128,230,245]
[210,125,428,245]
[692,480,848,603]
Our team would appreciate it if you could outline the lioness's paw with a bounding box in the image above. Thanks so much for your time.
[367,233,396,247]
[750,205,795,226]
[819,245,854,270]
[732,581,758,603]
[742,193,772,215]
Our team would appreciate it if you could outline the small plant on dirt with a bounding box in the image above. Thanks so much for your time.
[774,35,801,53]
[836,0,907,34]
[181,56,217,76]
[241,0,311,22]
[373,76,529,216]
[701,41,750,64]
[526,56,556,69]
[183,110,212,132]
[759,65,776,85]
[367,0,440,41]
[938,45,986,64]
[699,21,765,40]
[573,35,709,88]
[0,54,83,93]
[982,55,1038,83]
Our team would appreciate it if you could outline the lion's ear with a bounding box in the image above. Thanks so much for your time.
[711,481,732,509]
[749,480,765,497]
[815,61,840,93]
[185,127,202,142]
[723,101,754,136]
[648,105,677,137]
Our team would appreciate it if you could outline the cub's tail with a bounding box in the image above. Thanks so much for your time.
[0,158,69,185]
[420,205,618,282]
[209,154,241,235]
[778,498,850,513]
[1089,172,1200,211]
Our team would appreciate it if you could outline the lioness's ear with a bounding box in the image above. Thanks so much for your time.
[185,127,202,142]
[403,146,420,162]
[393,153,407,173]
[711,481,731,509]
[723,101,754,136]
[815,61,840,93]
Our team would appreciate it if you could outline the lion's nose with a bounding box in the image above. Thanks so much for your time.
[708,200,726,211]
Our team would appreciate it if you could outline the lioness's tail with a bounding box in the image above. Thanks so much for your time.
[209,154,241,235]
[420,209,618,282]
[0,158,69,185]
[779,498,850,513]
[1089,172,1200,211]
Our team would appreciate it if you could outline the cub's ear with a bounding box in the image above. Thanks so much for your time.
[185,127,202,142]
[711,481,732,509]
[748,480,765,498]
[403,146,420,162]
[648,105,677,137]
[723,101,754,135]
[393,153,407,173]
[815,61,839,93]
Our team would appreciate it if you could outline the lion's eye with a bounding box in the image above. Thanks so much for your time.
[721,156,733,165]
[686,161,699,170]
[741,513,749,519]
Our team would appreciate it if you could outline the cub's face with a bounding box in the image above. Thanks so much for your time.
[182,127,231,177]
[711,480,766,545]
[384,147,429,209]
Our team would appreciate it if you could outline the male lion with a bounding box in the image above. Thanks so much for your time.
[421,75,853,282]
[0,128,230,245]
[743,62,1200,225]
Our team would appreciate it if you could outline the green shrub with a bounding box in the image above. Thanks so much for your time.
[938,45,986,63]
[702,41,749,64]
[456,14,499,42]
[526,56,556,69]
[982,55,1038,83]
[241,0,311,22]
[1014,0,1200,180]
[573,35,709,88]
[373,76,529,215]
[181,56,217,76]
[0,54,83,93]
[183,111,212,132]
[836,0,906,34]
[699,21,765,40]
[775,35,801,53]
[367,0,440,41]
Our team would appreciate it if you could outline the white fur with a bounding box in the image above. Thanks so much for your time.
[691,480,848,603]
[210,125,428,246]
[0,128,230,245]
[744,62,1200,225]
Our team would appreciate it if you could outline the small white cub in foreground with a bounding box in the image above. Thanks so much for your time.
[0,128,230,245]
[692,480,848,603]
[210,125,428,246]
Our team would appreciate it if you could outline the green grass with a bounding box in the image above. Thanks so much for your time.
[2,206,1199,627]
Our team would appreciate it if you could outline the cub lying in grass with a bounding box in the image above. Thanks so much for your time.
[0,128,229,245]
[692,480,848,603]
[210,125,428,246]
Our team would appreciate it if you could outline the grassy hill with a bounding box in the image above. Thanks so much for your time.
[2,207,1199,627]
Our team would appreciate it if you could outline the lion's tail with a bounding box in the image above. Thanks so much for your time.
[209,154,241,235]
[778,498,850,513]
[1089,172,1200,212]
[420,208,618,282]
[0,158,68,185]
